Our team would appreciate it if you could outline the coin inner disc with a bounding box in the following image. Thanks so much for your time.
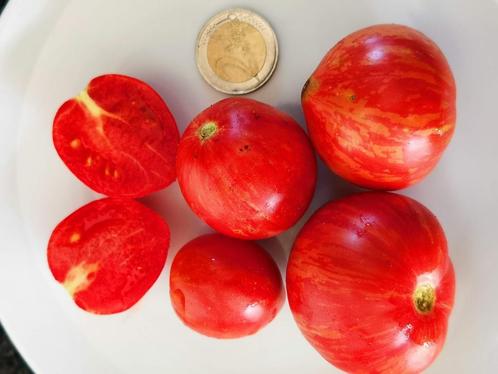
[206,20,267,83]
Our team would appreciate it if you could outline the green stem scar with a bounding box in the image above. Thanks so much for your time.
[413,283,436,314]
[198,121,218,141]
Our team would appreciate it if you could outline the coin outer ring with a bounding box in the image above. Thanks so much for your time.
[195,8,279,95]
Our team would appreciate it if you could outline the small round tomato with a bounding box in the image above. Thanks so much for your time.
[170,234,284,338]
[286,192,455,373]
[302,24,456,190]
[47,198,169,314]
[176,97,317,239]
[53,74,179,197]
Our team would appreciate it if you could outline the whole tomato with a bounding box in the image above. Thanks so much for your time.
[170,234,284,338]
[176,98,317,239]
[286,192,455,373]
[302,24,456,189]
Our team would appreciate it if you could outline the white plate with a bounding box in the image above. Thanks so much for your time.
[1,0,498,373]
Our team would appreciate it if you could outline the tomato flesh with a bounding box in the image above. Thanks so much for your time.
[52,74,179,197]
[302,24,456,189]
[47,198,170,314]
[286,192,455,373]
[170,234,284,338]
[176,97,317,239]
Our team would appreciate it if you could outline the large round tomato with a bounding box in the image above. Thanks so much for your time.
[176,98,317,240]
[47,198,169,314]
[53,74,179,197]
[286,192,455,373]
[302,24,456,190]
[170,234,284,338]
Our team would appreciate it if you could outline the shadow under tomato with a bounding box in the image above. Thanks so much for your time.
[258,236,288,275]
[139,182,213,262]
[259,102,364,273]
[277,100,363,197]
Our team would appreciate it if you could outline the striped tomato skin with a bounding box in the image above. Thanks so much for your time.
[302,24,456,190]
[177,98,317,240]
[286,192,455,373]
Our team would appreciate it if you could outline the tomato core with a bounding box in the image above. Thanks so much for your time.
[413,283,436,314]
[199,121,218,141]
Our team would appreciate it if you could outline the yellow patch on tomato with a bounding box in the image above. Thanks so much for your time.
[69,232,81,243]
[76,89,106,118]
[76,88,123,135]
[63,262,99,297]
[70,139,81,149]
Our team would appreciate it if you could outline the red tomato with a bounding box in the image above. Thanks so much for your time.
[176,98,317,239]
[286,192,455,373]
[170,234,284,338]
[47,198,169,314]
[302,24,456,190]
[53,74,179,198]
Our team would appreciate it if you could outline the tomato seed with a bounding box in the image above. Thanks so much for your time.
[69,232,81,243]
[70,139,81,149]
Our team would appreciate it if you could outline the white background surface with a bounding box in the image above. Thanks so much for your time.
[1,0,497,373]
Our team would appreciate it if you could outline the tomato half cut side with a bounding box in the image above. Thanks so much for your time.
[47,198,170,314]
[53,74,179,197]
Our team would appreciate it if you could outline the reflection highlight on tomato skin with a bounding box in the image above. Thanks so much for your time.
[286,192,455,374]
[170,233,284,339]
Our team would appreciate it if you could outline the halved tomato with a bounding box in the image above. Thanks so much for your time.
[53,74,179,197]
[47,198,169,314]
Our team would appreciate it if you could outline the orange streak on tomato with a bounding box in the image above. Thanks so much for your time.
[302,24,456,190]
[287,192,455,373]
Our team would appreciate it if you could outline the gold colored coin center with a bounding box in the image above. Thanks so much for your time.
[207,20,267,83]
